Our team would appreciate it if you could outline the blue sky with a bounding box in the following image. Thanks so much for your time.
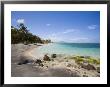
[11,11,100,43]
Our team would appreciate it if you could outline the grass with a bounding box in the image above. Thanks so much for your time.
[70,56,100,65]
[86,58,100,65]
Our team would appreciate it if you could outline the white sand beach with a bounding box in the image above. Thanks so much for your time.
[11,44,100,77]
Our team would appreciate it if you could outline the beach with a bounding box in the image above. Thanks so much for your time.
[11,43,100,77]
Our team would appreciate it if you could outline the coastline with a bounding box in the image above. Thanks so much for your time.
[23,45,38,61]
[11,43,100,77]
[31,42,100,58]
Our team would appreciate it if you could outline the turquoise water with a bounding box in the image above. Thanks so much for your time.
[36,43,100,58]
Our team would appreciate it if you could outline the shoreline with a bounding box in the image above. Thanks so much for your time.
[23,45,38,61]
[11,43,100,77]
[31,42,100,59]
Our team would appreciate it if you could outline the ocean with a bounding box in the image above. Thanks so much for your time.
[35,43,100,58]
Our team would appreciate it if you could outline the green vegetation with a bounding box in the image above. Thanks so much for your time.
[86,58,100,65]
[73,57,85,64]
[11,23,51,44]
[70,56,100,65]
[42,39,51,44]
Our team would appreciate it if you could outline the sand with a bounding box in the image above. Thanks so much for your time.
[11,44,100,77]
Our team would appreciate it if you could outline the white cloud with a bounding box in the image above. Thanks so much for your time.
[17,19,24,24]
[46,34,62,42]
[63,29,76,34]
[46,24,51,26]
[88,25,97,30]
[47,29,76,38]
[46,29,77,42]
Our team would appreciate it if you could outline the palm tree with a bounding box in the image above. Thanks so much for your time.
[11,23,44,44]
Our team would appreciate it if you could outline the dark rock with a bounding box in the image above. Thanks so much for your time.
[35,59,42,64]
[79,56,85,58]
[17,59,30,65]
[51,54,57,58]
[34,59,44,67]
[43,55,50,61]
[17,62,22,65]
[46,66,48,68]
[37,45,42,46]
[39,63,44,67]
[22,60,30,64]
[81,63,96,70]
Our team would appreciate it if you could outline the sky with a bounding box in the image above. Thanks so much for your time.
[11,11,100,43]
